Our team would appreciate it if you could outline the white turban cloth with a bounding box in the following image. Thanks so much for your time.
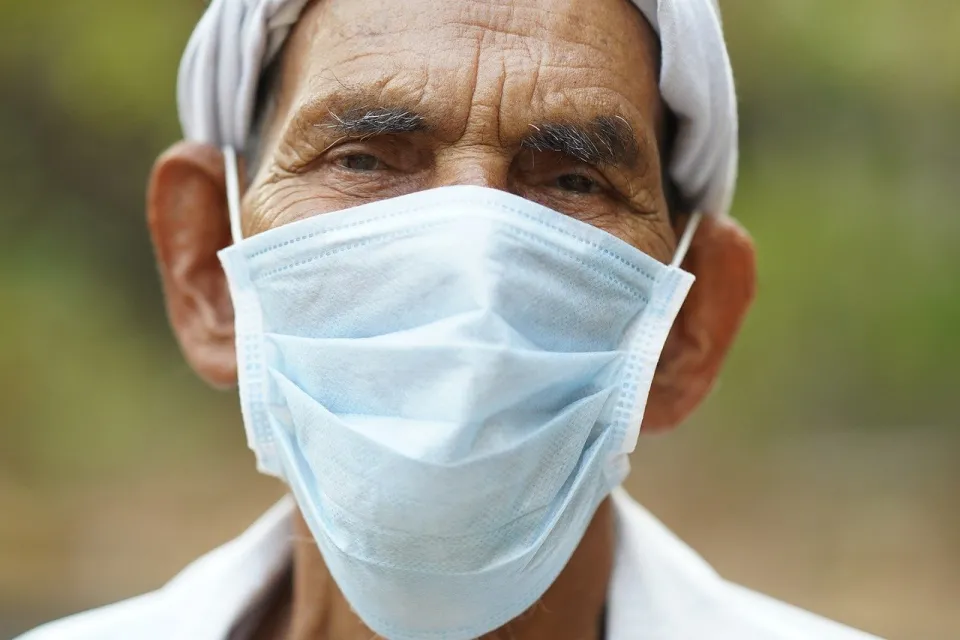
[178,0,738,215]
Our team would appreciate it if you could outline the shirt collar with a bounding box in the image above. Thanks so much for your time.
[172,495,296,639]
[170,489,706,640]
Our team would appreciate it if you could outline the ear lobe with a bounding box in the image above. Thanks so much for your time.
[147,141,238,388]
[641,214,757,432]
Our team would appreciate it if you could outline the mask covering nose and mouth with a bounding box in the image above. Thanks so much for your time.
[217,147,699,640]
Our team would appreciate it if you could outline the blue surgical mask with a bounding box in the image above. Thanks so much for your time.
[218,149,697,640]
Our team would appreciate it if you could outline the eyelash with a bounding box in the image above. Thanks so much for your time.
[326,145,612,197]
[551,172,592,193]
[336,152,385,172]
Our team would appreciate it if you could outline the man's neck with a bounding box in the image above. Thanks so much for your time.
[258,497,615,640]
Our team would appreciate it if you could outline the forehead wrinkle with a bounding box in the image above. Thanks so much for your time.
[270,0,662,164]
[446,0,655,69]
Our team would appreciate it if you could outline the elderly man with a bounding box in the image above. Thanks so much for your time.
[21,0,881,639]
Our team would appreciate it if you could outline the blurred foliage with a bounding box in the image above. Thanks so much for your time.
[719,0,960,435]
[0,0,958,637]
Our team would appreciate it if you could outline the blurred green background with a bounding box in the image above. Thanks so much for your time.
[1,0,958,638]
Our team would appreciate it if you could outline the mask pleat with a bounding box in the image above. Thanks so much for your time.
[264,332,620,428]
[217,186,696,640]
[268,367,614,536]
[274,403,613,573]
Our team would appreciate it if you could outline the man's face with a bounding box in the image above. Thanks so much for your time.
[148,0,754,431]
[244,0,676,262]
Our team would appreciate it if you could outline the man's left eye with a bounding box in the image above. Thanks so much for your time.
[338,154,384,171]
[556,173,599,194]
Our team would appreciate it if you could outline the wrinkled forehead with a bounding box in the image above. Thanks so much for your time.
[272,0,663,143]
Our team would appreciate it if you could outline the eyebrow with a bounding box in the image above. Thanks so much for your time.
[312,103,641,169]
[521,116,640,169]
[319,106,427,138]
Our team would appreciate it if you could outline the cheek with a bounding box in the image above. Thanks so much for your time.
[596,215,675,264]
[243,181,321,235]
[243,175,402,234]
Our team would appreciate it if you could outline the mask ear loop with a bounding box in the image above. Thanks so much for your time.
[670,212,702,268]
[224,145,244,244]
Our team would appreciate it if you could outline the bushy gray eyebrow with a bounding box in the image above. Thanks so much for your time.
[319,106,427,137]
[521,116,640,168]
[316,105,640,170]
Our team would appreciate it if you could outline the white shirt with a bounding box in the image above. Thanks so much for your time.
[17,490,881,640]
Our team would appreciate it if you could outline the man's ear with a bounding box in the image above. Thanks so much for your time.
[147,141,237,388]
[642,214,757,432]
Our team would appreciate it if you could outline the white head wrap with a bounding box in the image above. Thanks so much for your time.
[178,0,738,215]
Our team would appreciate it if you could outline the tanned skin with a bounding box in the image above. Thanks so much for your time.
[146,0,756,637]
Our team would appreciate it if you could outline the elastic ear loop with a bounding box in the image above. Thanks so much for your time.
[224,145,244,243]
[670,212,702,268]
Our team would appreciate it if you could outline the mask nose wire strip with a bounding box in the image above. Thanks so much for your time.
[670,212,702,268]
[224,145,244,244]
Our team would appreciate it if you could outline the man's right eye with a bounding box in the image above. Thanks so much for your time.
[555,173,600,194]
[338,154,384,171]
